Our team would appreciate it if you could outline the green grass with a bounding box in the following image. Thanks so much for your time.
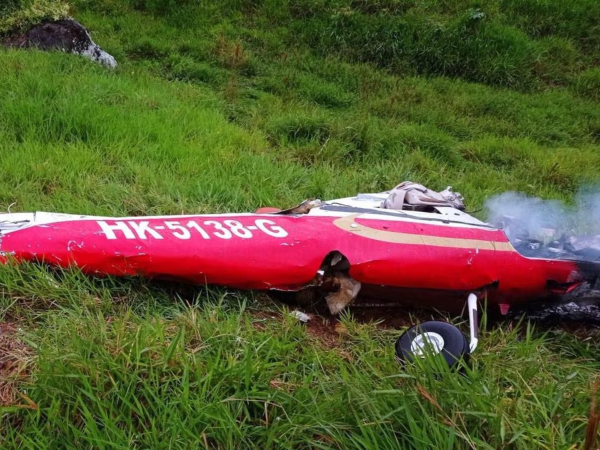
[1,0,600,448]
[0,0,69,35]
[2,263,600,449]
[72,0,600,91]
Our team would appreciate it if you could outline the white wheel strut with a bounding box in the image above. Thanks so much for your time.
[468,293,479,353]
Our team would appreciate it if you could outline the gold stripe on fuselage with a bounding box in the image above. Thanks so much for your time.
[332,215,514,251]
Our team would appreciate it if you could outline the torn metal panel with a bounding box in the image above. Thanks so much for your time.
[325,273,361,315]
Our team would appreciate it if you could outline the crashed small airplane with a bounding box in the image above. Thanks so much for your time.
[1,182,599,366]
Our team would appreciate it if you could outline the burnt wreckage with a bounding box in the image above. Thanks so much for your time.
[1,182,599,366]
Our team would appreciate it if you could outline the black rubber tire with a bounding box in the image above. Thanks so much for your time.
[395,321,470,368]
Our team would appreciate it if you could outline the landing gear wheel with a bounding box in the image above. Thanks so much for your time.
[395,321,470,368]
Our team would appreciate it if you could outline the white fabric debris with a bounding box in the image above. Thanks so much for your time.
[383,181,465,211]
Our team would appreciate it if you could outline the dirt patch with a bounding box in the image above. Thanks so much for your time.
[306,315,341,348]
[347,303,451,329]
[0,322,35,408]
[249,305,343,347]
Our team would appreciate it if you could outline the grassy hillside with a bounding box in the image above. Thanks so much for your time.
[0,0,69,35]
[1,0,600,448]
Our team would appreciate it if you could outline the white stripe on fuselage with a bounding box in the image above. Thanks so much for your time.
[0,197,493,235]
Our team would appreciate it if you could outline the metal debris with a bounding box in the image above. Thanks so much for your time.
[289,310,311,323]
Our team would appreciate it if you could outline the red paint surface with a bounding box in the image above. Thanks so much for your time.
[0,213,581,307]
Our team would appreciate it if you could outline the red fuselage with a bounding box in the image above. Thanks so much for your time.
[0,208,583,311]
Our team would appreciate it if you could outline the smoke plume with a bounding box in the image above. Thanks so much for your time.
[485,187,600,243]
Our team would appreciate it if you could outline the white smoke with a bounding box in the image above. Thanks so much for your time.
[485,187,600,242]
[576,186,600,231]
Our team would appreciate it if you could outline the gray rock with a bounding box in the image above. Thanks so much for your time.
[4,18,116,68]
